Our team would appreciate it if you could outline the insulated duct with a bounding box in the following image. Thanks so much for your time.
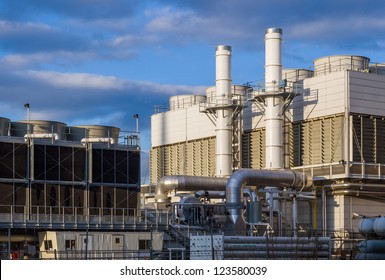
[224,169,313,234]
[154,175,227,207]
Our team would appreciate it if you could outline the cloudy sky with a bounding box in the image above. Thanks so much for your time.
[1,0,385,162]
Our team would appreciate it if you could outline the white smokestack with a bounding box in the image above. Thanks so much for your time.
[264,28,283,170]
[215,45,233,177]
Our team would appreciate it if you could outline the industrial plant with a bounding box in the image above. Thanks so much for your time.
[1,27,385,260]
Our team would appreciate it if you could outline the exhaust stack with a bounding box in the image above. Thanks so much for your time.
[265,28,283,170]
[215,45,233,177]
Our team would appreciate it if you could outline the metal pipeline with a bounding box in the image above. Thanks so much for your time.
[225,169,313,234]
[24,133,60,141]
[330,182,385,195]
[154,175,227,205]
[195,188,258,202]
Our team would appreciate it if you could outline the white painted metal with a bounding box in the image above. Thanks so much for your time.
[313,55,369,76]
[264,28,283,170]
[215,45,233,177]
[264,28,284,218]
[282,68,313,81]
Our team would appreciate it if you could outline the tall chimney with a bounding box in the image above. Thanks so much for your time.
[215,45,233,177]
[264,28,284,222]
[265,28,284,170]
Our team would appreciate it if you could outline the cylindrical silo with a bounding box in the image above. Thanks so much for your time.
[68,125,120,144]
[11,120,67,140]
[313,55,370,76]
[0,117,10,136]
[215,45,233,177]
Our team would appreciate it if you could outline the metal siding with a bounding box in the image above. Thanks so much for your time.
[349,71,385,116]
[291,71,346,121]
[151,105,216,147]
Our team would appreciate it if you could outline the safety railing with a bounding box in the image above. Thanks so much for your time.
[0,205,170,230]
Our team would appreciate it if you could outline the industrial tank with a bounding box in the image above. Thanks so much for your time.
[0,117,10,136]
[11,120,67,140]
[67,125,120,144]
[373,216,385,237]
[313,55,370,76]
[358,217,377,237]
[169,94,206,111]
[282,69,313,81]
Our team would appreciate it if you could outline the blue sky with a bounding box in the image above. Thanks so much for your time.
[1,0,385,160]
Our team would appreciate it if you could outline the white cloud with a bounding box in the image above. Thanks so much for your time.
[24,70,126,90]
[0,20,54,35]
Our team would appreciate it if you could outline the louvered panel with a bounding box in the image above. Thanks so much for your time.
[163,146,171,175]
[375,118,385,163]
[150,147,161,184]
[311,120,321,164]
[208,137,216,176]
[201,139,209,176]
[250,129,265,169]
[321,118,331,163]
[241,132,251,168]
[291,122,302,167]
[330,115,343,162]
[192,141,198,176]
[362,117,375,162]
[175,143,183,175]
[185,141,194,176]
[283,122,292,169]
[302,121,312,166]
[352,115,362,161]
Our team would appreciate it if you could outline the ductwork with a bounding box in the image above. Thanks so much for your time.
[155,175,227,207]
[224,169,313,234]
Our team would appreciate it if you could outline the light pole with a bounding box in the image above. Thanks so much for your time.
[133,114,139,134]
[24,103,30,136]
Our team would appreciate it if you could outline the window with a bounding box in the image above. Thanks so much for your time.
[138,239,151,250]
[115,238,120,244]
[44,240,53,251]
[65,240,76,250]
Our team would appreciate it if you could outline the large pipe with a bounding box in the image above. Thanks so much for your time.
[195,188,258,202]
[155,175,227,205]
[225,169,313,234]
[215,45,233,177]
